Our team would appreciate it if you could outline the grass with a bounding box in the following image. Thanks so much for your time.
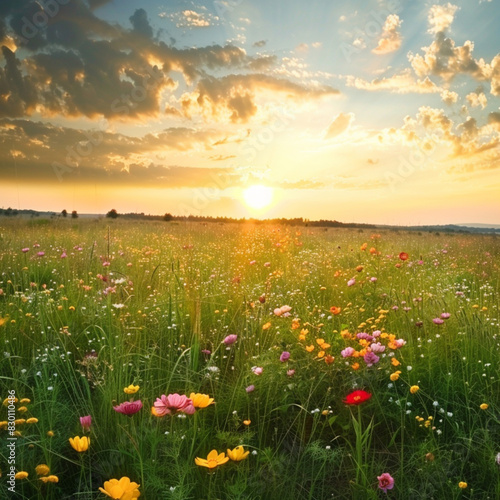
[0,218,499,499]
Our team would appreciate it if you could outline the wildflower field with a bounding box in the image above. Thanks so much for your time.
[0,218,499,499]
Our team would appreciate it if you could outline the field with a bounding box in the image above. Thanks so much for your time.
[0,218,499,499]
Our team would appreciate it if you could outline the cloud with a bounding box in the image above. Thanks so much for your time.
[129,9,153,38]
[324,113,354,139]
[440,89,459,105]
[428,3,459,34]
[372,14,402,55]
[466,90,488,109]
[346,69,441,94]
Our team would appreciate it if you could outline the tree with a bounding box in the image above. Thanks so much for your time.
[71,210,78,219]
[106,209,119,219]
[62,209,67,217]
[163,213,174,222]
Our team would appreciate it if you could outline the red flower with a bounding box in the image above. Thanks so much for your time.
[343,390,372,406]
[399,252,409,261]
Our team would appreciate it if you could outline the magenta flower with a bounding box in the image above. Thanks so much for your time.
[377,472,395,493]
[223,334,238,345]
[80,415,92,433]
[341,347,355,358]
[22,247,30,253]
[113,400,143,416]
[363,351,380,367]
[280,351,290,362]
[433,318,444,325]
[37,251,45,257]
[153,394,195,416]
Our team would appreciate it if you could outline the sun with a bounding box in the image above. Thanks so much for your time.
[243,185,274,210]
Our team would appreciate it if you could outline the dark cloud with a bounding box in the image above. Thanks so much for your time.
[129,9,153,39]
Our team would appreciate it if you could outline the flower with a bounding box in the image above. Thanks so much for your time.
[153,394,195,416]
[495,452,500,466]
[246,385,255,393]
[341,347,355,358]
[390,371,401,382]
[189,393,214,408]
[399,252,409,261]
[195,450,229,469]
[243,419,251,426]
[363,351,380,367]
[26,417,38,424]
[279,351,290,362]
[343,390,372,406]
[377,472,395,493]
[80,415,92,433]
[458,481,467,489]
[287,368,296,376]
[123,385,140,395]
[347,278,356,287]
[227,446,250,462]
[330,306,341,315]
[440,312,451,319]
[99,476,141,499]
[15,471,29,480]
[39,475,59,483]
[223,334,238,345]
[35,464,50,476]
[251,366,263,375]
[69,436,90,452]
[480,403,489,410]
[433,318,444,325]
[113,400,143,416]
[410,385,420,394]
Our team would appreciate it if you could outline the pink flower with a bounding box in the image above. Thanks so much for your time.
[264,262,271,267]
[245,385,255,393]
[370,342,385,353]
[280,351,290,362]
[37,251,45,257]
[22,247,29,253]
[274,305,292,317]
[80,415,92,432]
[223,334,238,345]
[433,318,444,325]
[440,312,451,319]
[370,277,377,282]
[287,369,295,377]
[113,400,143,416]
[363,351,380,367]
[377,472,395,493]
[153,394,195,416]
[249,260,256,265]
[252,366,263,376]
[61,252,67,259]
[341,347,355,358]
[347,278,356,287]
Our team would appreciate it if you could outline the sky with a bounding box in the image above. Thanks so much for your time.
[0,0,499,225]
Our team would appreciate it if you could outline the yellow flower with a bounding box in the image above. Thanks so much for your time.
[35,464,50,476]
[480,403,488,410]
[458,481,467,489]
[243,419,251,426]
[305,345,314,352]
[69,436,90,452]
[39,475,59,483]
[47,430,55,437]
[26,417,38,424]
[0,421,8,430]
[195,450,229,469]
[410,385,420,394]
[390,371,401,382]
[227,446,250,462]
[123,385,140,395]
[17,406,28,413]
[15,471,29,480]
[189,393,214,409]
[14,419,26,425]
[391,358,400,367]
[262,322,271,330]
[3,397,18,406]
[99,477,140,499]
[20,398,31,404]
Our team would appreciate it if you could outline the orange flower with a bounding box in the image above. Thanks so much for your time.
[291,319,300,330]
[262,322,271,330]
[324,355,335,365]
[330,306,341,315]
[195,450,229,469]
[351,362,360,370]
[360,243,367,251]
[306,345,315,352]
[391,357,400,367]
[317,351,325,358]
[369,247,377,254]
[356,265,363,272]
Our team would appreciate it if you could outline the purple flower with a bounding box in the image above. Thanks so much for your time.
[356,332,374,342]
[245,385,255,393]
[433,318,444,325]
[223,334,238,345]
[363,351,380,367]
[113,400,143,416]
[280,351,290,362]
[201,349,211,356]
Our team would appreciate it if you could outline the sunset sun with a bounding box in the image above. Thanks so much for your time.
[243,185,274,210]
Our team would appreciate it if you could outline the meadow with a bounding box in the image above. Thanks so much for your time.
[0,218,499,499]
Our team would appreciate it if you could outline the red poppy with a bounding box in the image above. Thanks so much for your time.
[399,252,409,261]
[343,390,372,406]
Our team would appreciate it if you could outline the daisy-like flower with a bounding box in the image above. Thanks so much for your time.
[153,394,195,416]
[189,393,214,408]
[227,446,250,462]
[69,436,90,452]
[99,476,141,499]
[343,390,372,406]
[113,400,143,416]
[39,475,59,483]
[123,385,140,395]
[195,450,229,469]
